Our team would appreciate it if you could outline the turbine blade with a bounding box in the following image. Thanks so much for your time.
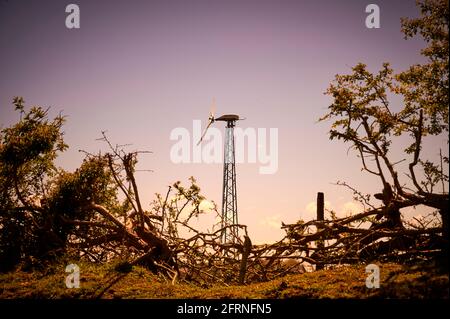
[210,98,216,118]
[197,119,214,145]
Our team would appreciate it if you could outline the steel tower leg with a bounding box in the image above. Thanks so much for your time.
[221,120,238,244]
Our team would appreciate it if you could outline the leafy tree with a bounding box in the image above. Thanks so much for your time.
[45,155,119,252]
[0,98,67,270]
[320,0,448,261]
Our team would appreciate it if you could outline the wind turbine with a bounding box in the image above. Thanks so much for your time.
[197,99,245,244]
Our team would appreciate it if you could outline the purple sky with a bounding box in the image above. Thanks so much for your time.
[0,0,445,243]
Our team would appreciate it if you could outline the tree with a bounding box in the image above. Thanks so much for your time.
[0,98,67,270]
[320,0,448,263]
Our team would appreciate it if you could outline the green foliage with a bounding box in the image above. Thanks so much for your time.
[320,0,449,203]
[47,155,117,221]
[152,176,208,239]
[0,98,126,271]
[0,98,67,202]
[420,159,449,192]
[398,0,449,135]
[322,62,396,147]
[0,98,68,271]
[0,107,66,168]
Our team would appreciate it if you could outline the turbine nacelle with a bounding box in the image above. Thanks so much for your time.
[197,100,245,145]
[214,114,241,122]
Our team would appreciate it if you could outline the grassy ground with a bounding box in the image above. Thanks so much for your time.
[0,261,448,299]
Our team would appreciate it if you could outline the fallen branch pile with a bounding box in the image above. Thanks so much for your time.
[39,135,447,286]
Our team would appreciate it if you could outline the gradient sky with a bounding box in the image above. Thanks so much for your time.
[0,0,446,243]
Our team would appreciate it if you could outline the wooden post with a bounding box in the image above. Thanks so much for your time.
[238,235,252,284]
[316,192,324,270]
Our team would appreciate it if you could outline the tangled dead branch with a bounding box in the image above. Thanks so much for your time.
[48,133,446,286]
[2,130,446,286]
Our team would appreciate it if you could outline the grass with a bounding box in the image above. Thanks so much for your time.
[0,261,448,299]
